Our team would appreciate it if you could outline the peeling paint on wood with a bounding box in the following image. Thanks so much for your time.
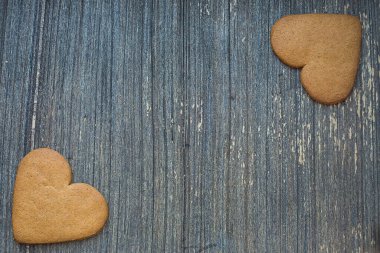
[0,0,379,252]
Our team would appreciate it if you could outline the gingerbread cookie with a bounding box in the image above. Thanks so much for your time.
[271,14,361,105]
[12,148,108,244]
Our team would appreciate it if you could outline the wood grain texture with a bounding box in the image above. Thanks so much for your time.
[0,0,44,252]
[0,0,379,252]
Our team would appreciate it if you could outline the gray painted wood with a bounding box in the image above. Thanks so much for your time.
[0,0,379,252]
[0,0,44,252]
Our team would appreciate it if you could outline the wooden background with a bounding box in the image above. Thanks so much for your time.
[0,0,379,252]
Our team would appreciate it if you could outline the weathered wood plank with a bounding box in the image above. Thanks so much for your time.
[0,0,44,252]
[31,0,114,252]
[310,1,379,252]
[149,0,183,252]
[29,0,185,252]
[229,0,272,252]
[109,1,154,252]
[184,0,232,251]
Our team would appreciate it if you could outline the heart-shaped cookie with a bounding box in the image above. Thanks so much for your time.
[271,14,361,105]
[12,148,108,244]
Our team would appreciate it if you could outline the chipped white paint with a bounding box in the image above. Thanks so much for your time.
[355,90,361,117]
[297,123,311,166]
[30,0,46,151]
[354,143,358,174]
[197,121,202,132]
[230,0,237,15]
[329,113,337,138]
[359,12,375,125]
[298,141,305,165]
[343,3,350,14]
[291,137,296,153]
[197,100,203,132]
[203,2,210,16]
[146,101,151,116]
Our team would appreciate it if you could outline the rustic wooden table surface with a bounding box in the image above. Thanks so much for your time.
[0,0,379,252]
